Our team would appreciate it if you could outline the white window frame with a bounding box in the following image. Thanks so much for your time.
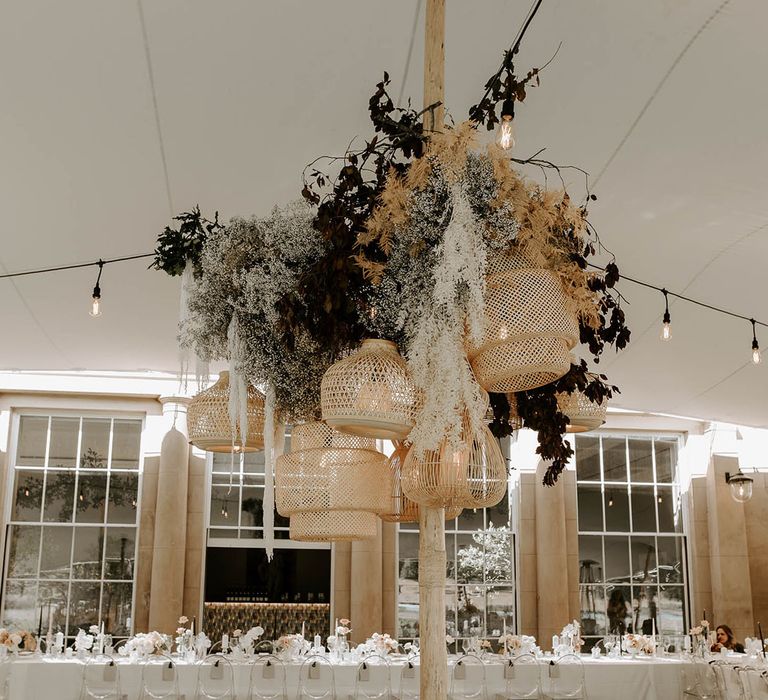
[0,409,145,638]
[575,431,691,641]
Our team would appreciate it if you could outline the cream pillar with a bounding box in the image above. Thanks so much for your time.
[148,397,191,633]
[534,460,570,643]
[381,521,397,636]
[351,522,383,642]
[706,454,754,640]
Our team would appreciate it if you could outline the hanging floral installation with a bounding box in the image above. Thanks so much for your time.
[153,21,630,487]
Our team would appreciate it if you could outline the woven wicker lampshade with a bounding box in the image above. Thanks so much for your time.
[275,422,388,541]
[558,387,607,433]
[321,339,420,440]
[380,442,462,523]
[468,253,579,393]
[187,371,265,452]
[400,417,507,510]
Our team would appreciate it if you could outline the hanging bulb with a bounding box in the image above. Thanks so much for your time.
[496,99,515,151]
[23,487,30,497]
[607,494,614,507]
[751,320,761,364]
[657,495,663,504]
[90,294,101,317]
[660,289,671,342]
[89,260,104,317]
[79,491,84,502]
[131,498,137,508]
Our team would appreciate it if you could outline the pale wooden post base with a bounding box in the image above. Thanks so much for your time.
[419,506,448,699]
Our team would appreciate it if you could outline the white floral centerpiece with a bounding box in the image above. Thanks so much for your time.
[622,634,654,656]
[74,628,95,655]
[403,640,419,658]
[363,633,399,656]
[175,616,194,654]
[688,620,711,655]
[0,629,36,653]
[231,626,265,659]
[558,621,584,655]
[277,633,310,661]
[498,634,539,657]
[119,631,166,659]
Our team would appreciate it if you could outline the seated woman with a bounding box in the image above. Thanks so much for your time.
[710,624,745,653]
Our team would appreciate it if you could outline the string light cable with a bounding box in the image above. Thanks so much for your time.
[588,262,768,364]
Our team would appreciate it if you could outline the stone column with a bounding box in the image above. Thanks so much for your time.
[745,472,768,628]
[333,541,352,628]
[148,397,191,633]
[706,453,754,640]
[534,460,570,643]
[351,522,383,642]
[381,521,397,636]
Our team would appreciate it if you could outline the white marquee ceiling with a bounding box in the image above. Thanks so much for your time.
[1,0,767,427]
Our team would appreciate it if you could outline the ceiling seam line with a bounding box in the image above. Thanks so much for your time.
[137,0,175,218]
[396,0,423,108]
[0,257,74,366]
[592,0,733,189]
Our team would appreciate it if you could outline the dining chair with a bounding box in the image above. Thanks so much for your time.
[196,653,236,700]
[710,660,747,700]
[353,654,392,700]
[680,656,718,700]
[81,653,123,700]
[497,653,541,699]
[298,654,336,700]
[247,654,287,700]
[541,654,585,700]
[449,653,487,700]
[0,654,11,700]
[139,653,182,700]
[738,666,768,700]
[395,660,420,700]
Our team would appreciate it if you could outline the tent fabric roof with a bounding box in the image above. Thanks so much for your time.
[2,0,766,428]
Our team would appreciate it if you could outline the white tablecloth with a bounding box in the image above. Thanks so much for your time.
[3,653,765,699]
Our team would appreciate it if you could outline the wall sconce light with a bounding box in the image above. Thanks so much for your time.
[725,471,754,503]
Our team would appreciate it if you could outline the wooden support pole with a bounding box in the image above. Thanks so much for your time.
[420,3,447,698]
[423,0,445,133]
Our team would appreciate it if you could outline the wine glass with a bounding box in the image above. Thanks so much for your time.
[461,638,470,655]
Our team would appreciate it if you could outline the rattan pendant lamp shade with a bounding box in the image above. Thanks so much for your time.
[187,371,266,452]
[320,339,419,440]
[558,384,608,433]
[275,422,388,541]
[380,442,462,523]
[401,416,507,510]
[468,253,579,393]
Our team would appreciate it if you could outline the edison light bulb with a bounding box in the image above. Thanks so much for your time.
[752,343,761,365]
[90,294,101,317]
[661,320,671,341]
[496,115,515,151]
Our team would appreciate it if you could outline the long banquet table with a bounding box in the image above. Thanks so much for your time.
[4,652,767,699]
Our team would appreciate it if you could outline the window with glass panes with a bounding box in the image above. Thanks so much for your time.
[208,449,291,541]
[1,414,142,639]
[397,482,516,648]
[575,434,688,649]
